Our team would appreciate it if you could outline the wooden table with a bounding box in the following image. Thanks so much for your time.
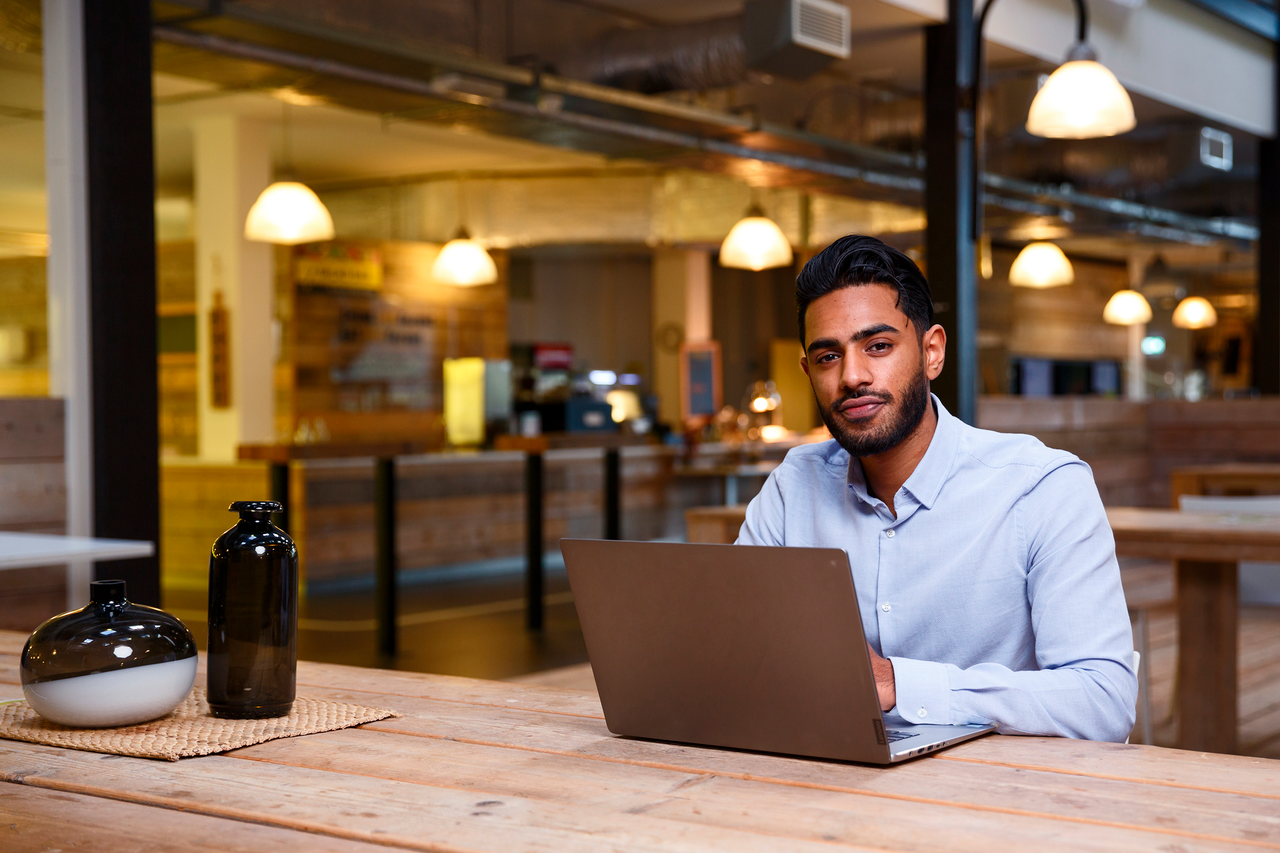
[1108,507,1280,755]
[1171,463,1280,507]
[0,531,155,611]
[2,631,1278,852]
[675,461,779,506]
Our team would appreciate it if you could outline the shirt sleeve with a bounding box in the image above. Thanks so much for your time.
[735,468,785,546]
[889,460,1138,742]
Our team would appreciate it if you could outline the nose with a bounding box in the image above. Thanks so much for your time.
[839,348,874,394]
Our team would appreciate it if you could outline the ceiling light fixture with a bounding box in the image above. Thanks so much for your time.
[719,203,793,271]
[1103,289,1152,325]
[245,101,335,245]
[1025,45,1136,139]
[1172,296,1218,329]
[432,179,498,286]
[1008,242,1074,288]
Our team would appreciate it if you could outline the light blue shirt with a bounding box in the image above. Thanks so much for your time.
[736,396,1137,742]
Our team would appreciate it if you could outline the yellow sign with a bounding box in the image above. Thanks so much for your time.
[295,245,384,291]
[443,357,486,447]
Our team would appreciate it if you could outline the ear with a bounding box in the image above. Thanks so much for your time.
[923,324,946,381]
[800,354,811,379]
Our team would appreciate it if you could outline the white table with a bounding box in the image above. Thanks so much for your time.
[0,532,155,609]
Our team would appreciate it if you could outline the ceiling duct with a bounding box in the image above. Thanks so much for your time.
[556,16,746,94]
[557,0,850,94]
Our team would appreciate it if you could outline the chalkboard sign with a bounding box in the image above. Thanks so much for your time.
[680,341,722,423]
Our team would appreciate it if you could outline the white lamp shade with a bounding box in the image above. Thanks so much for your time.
[1103,289,1153,325]
[432,236,498,286]
[244,182,335,245]
[1172,296,1218,329]
[1026,60,1136,139]
[1008,242,1074,288]
[719,215,793,271]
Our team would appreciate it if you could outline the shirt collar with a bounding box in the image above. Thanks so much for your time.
[845,394,959,512]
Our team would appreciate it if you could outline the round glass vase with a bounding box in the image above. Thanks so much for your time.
[21,580,198,728]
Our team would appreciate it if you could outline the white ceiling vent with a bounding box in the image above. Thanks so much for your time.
[744,0,851,80]
[794,0,851,58]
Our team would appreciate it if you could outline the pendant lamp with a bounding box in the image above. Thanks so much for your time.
[719,205,793,271]
[1103,289,1152,326]
[245,102,335,245]
[1008,242,1074,288]
[1172,296,1218,329]
[1026,42,1135,139]
[432,228,498,286]
[244,182,334,245]
[432,179,498,286]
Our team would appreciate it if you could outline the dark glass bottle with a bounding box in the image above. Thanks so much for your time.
[207,500,298,719]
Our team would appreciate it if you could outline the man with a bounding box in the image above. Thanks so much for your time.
[737,235,1137,742]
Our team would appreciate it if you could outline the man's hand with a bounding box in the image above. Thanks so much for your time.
[867,643,896,712]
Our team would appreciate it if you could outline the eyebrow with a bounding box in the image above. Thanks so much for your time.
[806,323,901,356]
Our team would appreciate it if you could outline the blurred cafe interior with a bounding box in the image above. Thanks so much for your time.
[2,0,1280,755]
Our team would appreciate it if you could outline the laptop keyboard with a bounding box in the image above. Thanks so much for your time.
[884,729,919,743]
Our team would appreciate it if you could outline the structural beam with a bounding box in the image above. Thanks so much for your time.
[1256,49,1280,395]
[82,0,161,604]
[924,6,977,424]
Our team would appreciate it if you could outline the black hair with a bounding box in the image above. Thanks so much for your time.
[795,235,934,343]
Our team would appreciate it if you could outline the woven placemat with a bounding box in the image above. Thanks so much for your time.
[0,687,399,761]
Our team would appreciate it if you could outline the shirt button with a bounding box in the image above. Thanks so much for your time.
[881,603,891,612]
[917,708,928,719]
[886,529,896,539]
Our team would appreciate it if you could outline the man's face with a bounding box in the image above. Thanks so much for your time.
[801,284,946,458]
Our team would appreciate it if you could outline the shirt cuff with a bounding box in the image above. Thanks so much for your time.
[888,657,951,725]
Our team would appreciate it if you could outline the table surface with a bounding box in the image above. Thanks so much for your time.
[2,631,1278,852]
[674,461,780,477]
[1107,506,1280,562]
[0,532,155,570]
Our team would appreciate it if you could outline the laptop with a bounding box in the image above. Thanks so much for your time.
[561,539,995,764]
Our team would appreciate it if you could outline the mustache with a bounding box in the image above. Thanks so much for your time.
[830,389,894,412]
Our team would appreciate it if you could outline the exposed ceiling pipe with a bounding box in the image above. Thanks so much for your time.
[556,16,747,94]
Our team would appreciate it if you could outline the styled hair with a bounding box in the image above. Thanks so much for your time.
[795,235,934,343]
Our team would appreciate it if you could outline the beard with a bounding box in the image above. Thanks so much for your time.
[817,361,930,458]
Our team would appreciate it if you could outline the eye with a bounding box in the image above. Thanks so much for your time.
[867,341,892,353]
[816,352,840,363]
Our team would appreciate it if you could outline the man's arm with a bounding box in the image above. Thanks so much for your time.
[887,461,1138,742]
[735,469,785,546]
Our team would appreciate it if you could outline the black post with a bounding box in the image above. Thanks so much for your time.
[525,451,544,631]
[374,457,398,658]
[270,462,290,533]
[924,4,978,425]
[1256,52,1280,394]
[604,448,621,540]
[83,0,161,603]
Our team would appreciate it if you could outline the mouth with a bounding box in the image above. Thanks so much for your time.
[836,397,887,421]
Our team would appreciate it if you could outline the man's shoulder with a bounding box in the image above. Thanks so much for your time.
[776,438,848,478]
[955,421,1080,478]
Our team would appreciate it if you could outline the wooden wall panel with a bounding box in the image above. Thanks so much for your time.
[0,397,65,630]
[159,461,271,595]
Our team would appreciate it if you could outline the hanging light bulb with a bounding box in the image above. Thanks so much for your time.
[1103,289,1153,325]
[1008,242,1074,288]
[719,205,793,271]
[432,228,498,286]
[245,101,335,245]
[244,182,335,245]
[1172,296,1218,329]
[1026,44,1135,139]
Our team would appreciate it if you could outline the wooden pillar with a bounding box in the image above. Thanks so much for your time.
[1176,559,1239,753]
[652,248,711,428]
[924,3,978,425]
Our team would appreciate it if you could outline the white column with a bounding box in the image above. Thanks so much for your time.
[193,116,275,460]
[652,248,712,426]
[43,0,93,608]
